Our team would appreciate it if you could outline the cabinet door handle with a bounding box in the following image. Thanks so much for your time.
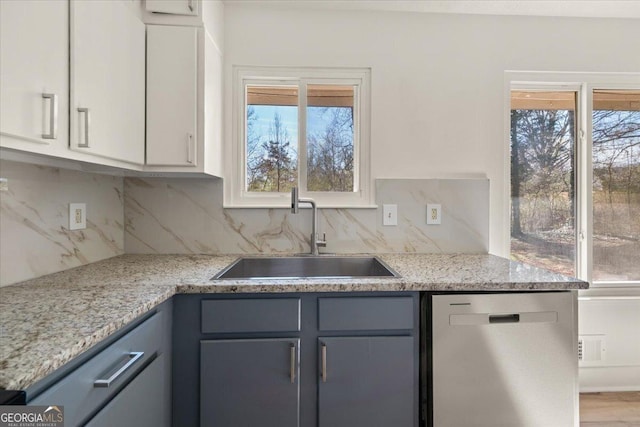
[321,343,327,383]
[94,351,144,388]
[290,343,296,384]
[42,93,58,140]
[187,133,194,164]
[188,0,194,12]
[77,108,90,148]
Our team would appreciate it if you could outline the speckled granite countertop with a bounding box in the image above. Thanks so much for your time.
[0,253,587,390]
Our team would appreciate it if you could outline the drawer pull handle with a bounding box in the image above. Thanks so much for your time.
[94,351,144,388]
[290,343,296,384]
[321,343,327,382]
[42,93,58,140]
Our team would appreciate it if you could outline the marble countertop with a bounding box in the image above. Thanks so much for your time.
[0,253,587,390]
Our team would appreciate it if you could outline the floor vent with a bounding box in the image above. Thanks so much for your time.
[578,335,606,363]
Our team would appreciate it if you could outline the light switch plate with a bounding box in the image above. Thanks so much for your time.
[427,204,441,225]
[382,204,398,226]
[69,203,86,230]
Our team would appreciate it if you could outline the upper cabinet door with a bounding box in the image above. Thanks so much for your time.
[146,25,198,166]
[0,0,69,155]
[145,0,198,16]
[70,0,145,165]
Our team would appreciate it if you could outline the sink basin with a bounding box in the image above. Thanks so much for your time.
[212,256,399,280]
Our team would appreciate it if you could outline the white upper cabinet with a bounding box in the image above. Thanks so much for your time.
[0,0,69,157]
[70,0,145,165]
[142,0,206,26]
[2,0,221,175]
[146,26,198,166]
[145,25,222,175]
[145,0,198,16]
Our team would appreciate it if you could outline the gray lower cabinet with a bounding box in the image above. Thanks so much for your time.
[27,300,172,427]
[200,338,301,427]
[317,336,414,427]
[84,354,169,427]
[174,293,419,427]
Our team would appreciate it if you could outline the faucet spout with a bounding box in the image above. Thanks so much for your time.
[291,187,299,214]
[290,187,325,255]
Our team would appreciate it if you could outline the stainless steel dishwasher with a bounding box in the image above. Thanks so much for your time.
[426,292,578,427]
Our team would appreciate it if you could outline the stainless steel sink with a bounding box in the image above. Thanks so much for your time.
[212,256,399,280]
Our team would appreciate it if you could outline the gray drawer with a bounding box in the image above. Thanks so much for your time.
[201,298,301,333]
[318,297,414,331]
[85,354,169,427]
[29,312,162,426]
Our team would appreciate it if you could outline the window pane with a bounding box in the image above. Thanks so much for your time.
[245,85,298,192]
[510,91,577,276]
[306,84,354,192]
[592,90,640,282]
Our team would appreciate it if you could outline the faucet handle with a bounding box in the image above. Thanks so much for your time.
[316,232,327,248]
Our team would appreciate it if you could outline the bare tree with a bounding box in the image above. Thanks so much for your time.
[592,110,640,204]
[247,111,297,192]
[511,109,575,233]
[307,107,354,192]
[246,106,261,187]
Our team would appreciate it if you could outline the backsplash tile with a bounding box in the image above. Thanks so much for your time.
[124,177,489,255]
[0,160,124,287]
[375,179,489,253]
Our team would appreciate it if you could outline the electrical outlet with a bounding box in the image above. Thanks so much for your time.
[427,204,441,225]
[382,204,398,226]
[69,203,86,230]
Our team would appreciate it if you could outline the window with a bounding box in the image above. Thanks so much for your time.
[510,90,578,277]
[592,90,640,282]
[507,73,640,286]
[227,67,371,207]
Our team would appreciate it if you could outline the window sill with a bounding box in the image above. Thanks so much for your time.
[222,204,379,210]
[579,285,640,300]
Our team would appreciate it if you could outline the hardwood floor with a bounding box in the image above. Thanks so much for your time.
[580,392,640,426]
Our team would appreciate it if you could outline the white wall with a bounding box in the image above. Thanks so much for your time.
[579,292,640,391]
[223,5,640,391]
[223,5,640,257]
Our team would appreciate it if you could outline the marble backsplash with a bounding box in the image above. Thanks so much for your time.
[0,160,124,287]
[125,178,489,255]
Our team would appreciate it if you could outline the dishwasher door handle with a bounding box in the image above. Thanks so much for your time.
[489,314,520,323]
[449,311,557,326]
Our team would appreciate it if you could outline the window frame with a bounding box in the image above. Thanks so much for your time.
[504,71,640,288]
[226,66,372,208]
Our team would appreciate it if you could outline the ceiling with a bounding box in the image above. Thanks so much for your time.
[224,0,640,19]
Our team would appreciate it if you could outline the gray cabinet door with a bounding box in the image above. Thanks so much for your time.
[84,354,169,427]
[201,338,300,427]
[318,336,414,427]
